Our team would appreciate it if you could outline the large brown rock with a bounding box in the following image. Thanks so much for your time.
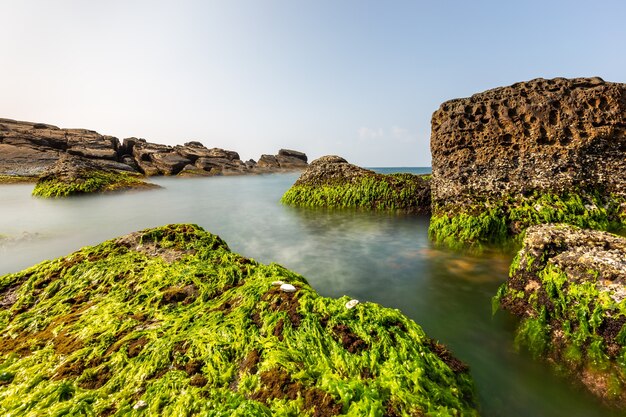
[429,77,626,246]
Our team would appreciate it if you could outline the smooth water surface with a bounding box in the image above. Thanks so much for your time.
[0,171,622,417]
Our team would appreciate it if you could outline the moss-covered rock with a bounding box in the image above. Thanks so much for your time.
[429,190,626,250]
[32,155,158,198]
[494,223,626,407]
[0,224,477,416]
[281,156,431,213]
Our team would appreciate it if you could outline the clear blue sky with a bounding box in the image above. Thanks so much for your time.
[2,0,625,166]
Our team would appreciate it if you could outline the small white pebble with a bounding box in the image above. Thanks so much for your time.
[345,299,360,309]
[271,280,284,286]
[280,283,296,293]
[133,400,147,410]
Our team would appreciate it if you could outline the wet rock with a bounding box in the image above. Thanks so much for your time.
[495,223,626,407]
[430,77,626,247]
[282,155,431,213]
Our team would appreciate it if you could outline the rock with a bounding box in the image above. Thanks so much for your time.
[257,154,279,168]
[177,164,215,177]
[257,150,308,171]
[281,155,431,213]
[0,143,60,179]
[276,154,308,169]
[150,152,192,175]
[0,224,478,415]
[279,149,308,163]
[0,117,309,181]
[494,223,626,407]
[32,154,157,197]
[429,77,626,247]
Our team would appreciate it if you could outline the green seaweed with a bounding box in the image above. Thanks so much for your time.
[494,232,626,403]
[281,173,430,212]
[0,175,37,184]
[0,224,478,416]
[32,171,153,198]
[430,190,626,250]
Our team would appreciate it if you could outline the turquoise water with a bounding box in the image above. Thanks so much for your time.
[0,170,622,416]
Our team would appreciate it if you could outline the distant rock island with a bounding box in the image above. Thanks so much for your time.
[281,155,431,213]
[0,118,308,182]
[429,77,626,248]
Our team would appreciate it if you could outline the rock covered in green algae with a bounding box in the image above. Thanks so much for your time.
[0,224,477,416]
[494,223,626,406]
[429,77,626,249]
[32,154,158,197]
[281,156,431,213]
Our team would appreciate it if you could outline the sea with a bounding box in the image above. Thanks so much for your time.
[0,168,620,417]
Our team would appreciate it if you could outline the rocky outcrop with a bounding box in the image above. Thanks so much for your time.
[429,77,626,247]
[256,149,308,171]
[32,154,158,197]
[0,224,478,416]
[281,155,431,213]
[0,118,308,181]
[494,224,626,407]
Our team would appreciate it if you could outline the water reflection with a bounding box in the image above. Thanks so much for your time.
[0,176,623,416]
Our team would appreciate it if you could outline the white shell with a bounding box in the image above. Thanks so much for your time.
[133,400,148,410]
[271,280,284,286]
[345,299,360,309]
[280,283,296,293]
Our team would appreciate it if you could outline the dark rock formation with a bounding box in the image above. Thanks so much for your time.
[0,118,308,181]
[494,223,626,407]
[0,224,478,415]
[282,155,431,213]
[429,77,626,247]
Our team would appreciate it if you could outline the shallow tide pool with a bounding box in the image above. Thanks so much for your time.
[0,172,622,416]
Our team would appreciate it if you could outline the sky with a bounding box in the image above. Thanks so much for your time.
[2,0,626,167]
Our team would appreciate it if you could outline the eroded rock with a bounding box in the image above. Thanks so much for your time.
[429,77,626,247]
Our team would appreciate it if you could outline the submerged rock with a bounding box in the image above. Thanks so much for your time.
[0,224,477,416]
[281,155,431,213]
[494,223,626,407]
[32,154,158,197]
[429,77,626,248]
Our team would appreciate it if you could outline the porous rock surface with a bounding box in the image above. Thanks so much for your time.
[431,77,626,208]
[496,224,626,406]
[0,118,308,180]
[0,224,478,416]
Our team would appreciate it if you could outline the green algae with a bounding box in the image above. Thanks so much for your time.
[430,191,626,250]
[0,224,478,416]
[281,173,430,212]
[32,171,153,198]
[0,175,37,184]
[493,227,626,404]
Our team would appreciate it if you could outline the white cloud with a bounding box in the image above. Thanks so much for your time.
[391,126,416,143]
[357,126,416,144]
[357,127,385,140]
